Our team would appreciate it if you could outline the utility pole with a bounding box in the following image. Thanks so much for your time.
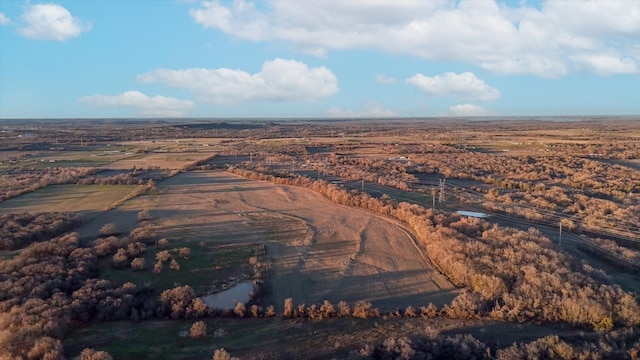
[431,187,436,210]
[559,221,563,247]
[361,179,364,191]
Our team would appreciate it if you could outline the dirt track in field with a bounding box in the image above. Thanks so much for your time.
[142,170,458,310]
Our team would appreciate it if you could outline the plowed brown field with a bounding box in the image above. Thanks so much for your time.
[144,170,458,310]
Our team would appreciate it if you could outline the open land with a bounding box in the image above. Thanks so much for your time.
[1,117,639,359]
[143,170,457,309]
[0,184,136,215]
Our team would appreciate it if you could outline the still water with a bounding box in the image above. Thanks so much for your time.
[200,281,254,309]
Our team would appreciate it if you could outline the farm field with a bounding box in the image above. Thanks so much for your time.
[2,118,640,359]
[64,314,577,359]
[100,151,216,170]
[0,184,137,215]
[142,170,457,310]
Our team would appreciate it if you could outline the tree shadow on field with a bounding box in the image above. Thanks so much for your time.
[264,266,459,314]
[75,209,141,239]
[160,171,250,187]
[438,321,585,353]
[328,269,458,312]
[160,185,275,195]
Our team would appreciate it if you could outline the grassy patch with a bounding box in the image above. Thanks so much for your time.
[98,239,264,294]
[0,184,137,214]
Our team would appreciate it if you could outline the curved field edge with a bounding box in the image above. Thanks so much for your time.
[226,166,640,331]
[135,170,458,310]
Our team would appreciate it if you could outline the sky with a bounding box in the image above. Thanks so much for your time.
[0,0,639,119]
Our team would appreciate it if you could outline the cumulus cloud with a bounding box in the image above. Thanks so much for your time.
[187,0,640,77]
[0,12,10,25]
[569,54,638,75]
[18,3,92,41]
[79,91,194,117]
[328,102,396,118]
[407,72,500,101]
[448,104,495,117]
[374,74,396,85]
[137,58,338,104]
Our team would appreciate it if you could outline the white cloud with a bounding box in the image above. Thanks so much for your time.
[569,54,638,76]
[18,3,92,41]
[188,0,640,77]
[328,102,396,118]
[448,104,495,117]
[189,0,268,41]
[0,12,10,25]
[374,74,396,85]
[407,72,500,101]
[79,91,195,117]
[137,58,338,104]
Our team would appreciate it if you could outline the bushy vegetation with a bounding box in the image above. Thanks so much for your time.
[0,212,81,250]
[0,167,94,202]
[228,167,640,330]
[2,119,639,358]
[358,327,640,360]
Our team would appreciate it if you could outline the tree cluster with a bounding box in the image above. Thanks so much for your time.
[0,212,80,250]
[228,167,640,330]
[358,327,640,360]
[0,167,94,202]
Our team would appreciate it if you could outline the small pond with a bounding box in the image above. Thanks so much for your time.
[200,281,254,309]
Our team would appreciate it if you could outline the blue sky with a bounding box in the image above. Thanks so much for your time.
[0,0,639,118]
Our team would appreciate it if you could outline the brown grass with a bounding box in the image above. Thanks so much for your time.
[137,170,457,310]
[0,184,136,215]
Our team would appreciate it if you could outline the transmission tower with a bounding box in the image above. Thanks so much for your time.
[439,178,446,204]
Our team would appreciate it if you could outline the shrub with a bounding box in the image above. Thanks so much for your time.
[420,303,439,319]
[283,298,294,318]
[250,304,260,318]
[593,317,614,332]
[404,306,417,317]
[295,303,306,318]
[320,300,336,318]
[337,301,351,317]
[79,348,113,360]
[153,260,163,273]
[169,259,180,271]
[131,257,145,271]
[178,247,191,260]
[99,223,117,236]
[156,250,171,262]
[111,248,128,268]
[233,302,246,317]
[212,349,238,360]
[190,321,207,339]
[265,305,276,317]
[352,301,377,319]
